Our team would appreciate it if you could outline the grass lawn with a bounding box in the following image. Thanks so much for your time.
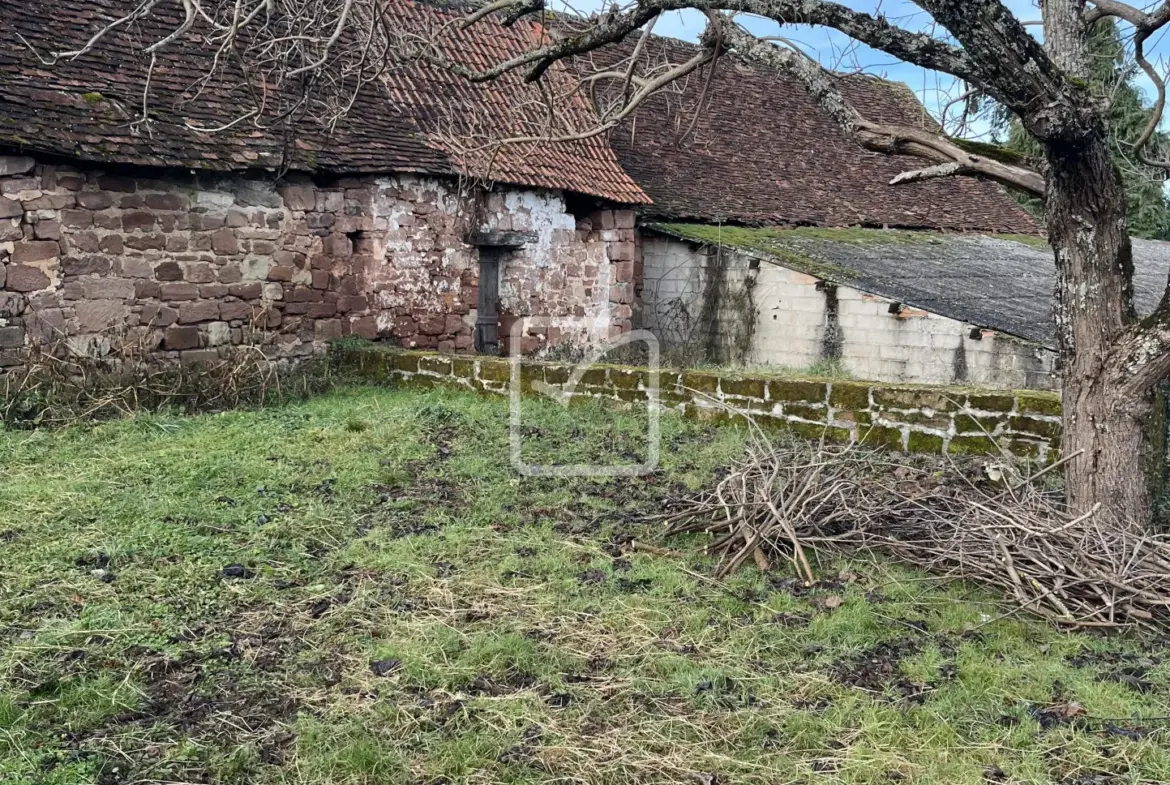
[2,385,1169,785]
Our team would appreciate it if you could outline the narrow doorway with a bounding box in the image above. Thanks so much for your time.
[474,246,501,355]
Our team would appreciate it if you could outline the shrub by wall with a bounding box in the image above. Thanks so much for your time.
[339,346,1063,463]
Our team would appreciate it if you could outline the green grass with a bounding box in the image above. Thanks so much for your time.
[2,386,1169,784]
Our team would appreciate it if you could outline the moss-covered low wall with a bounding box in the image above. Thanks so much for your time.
[338,346,1063,463]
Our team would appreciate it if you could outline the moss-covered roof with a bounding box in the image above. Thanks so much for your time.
[646,223,1170,349]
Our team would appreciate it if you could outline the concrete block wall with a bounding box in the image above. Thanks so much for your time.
[341,346,1064,463]
[0,154,637,370]
[640,234,1058,391]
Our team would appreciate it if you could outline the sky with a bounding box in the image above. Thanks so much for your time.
[557,0,1170,139]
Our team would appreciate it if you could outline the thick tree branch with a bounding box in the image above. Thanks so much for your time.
[912,0,1097,142]
[449,0,981,85]
[719,21,1046,196]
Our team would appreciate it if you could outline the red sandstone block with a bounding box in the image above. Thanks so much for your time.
[613,260,635,283]
[349,315,378,339]
[323,234,352,257]
[391,315,417,338]
[76,191,113,210]
[315,319,343,341]
[219,301,254,321]
[211,228,238,255]
[0,197,23,219]
[122,211,156,232]
[178,300,221,324]
[139,304,178,327]
[608,242,635,262]
[228,282,263,299]
[279,184,316,211]
[98,235,123,254]
[290,286,322,303]
[11,240,59,263]
[4,265,50,292]
[144,192,188,211]
[164,325,201,350]
[159,282,199,301]
[417,313,446,336]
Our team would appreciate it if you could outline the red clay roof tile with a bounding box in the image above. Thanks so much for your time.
[594,35,1041,234]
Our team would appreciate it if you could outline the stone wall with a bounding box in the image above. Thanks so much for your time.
[342,346,1064,463]
[0,154,637,369]
[641,234,1058,391]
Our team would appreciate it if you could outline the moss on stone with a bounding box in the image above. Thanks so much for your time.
[831,410,872,427]
[544,365,571,385]
[338,347,390,380]
[782,403,827,422]
[419,355,452,376]
[947,435,1000,456]
[720,376,766,399]
[892,411,952,430]
[82,92,104,105]
[452,358,476,379]
[872,387,959,412]
[478,358,511,383]
[683,371,720,395]
[391,352,421,374]
[954,414,1005,435]
[965,393,1016,413]
[400,374,438,391]
[859,426,905,450]
[580,368,610,387]
[1007,415,1062,439]
[829,383,870,410]
[906,431,945,453]
[610,369,644,390]
[518,363,545,393]
[1016,392,1061,416]
[768,380,828,404]
[613,387,650,403]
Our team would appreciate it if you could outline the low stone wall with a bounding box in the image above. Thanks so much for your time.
[341,347,1063,462]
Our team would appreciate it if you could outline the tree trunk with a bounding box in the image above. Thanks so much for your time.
[1046,133,1156,524]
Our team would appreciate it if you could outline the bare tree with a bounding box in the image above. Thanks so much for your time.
[27,0,1170,526]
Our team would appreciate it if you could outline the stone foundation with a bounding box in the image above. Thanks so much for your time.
[342,346,1064,463]
[0,155,638,369]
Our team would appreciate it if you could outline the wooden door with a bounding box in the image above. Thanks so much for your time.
[474,247,500,355]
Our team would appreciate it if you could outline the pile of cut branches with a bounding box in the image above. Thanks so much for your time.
[659,429,1170,630]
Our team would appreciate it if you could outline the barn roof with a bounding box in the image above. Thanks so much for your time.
[0,0,649,204]
[603,35,1041,234]
[648,224,1170,348]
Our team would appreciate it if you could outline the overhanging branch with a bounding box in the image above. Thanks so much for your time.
[718,21,1046,197]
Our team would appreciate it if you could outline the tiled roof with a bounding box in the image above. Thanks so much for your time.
[0,0,648,204]
[382,0,649,203]
[601,36,1041,233]
[650,225,1170,348]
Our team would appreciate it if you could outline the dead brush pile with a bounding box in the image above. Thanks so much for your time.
[1,334,335,427]
[658,425,1170,630]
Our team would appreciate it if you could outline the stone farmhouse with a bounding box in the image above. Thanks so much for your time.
[0,0,648,368]
[4,0,1169,391]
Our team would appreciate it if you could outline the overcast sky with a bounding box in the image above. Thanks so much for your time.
[557,0,1170,139]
